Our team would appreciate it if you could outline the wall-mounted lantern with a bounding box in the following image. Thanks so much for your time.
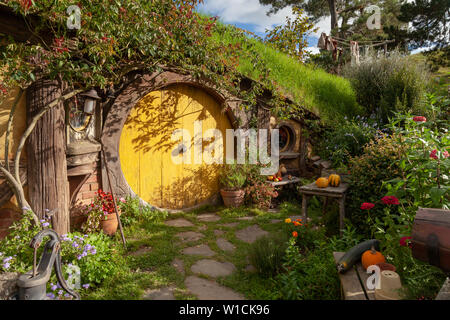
[80,89,101,115]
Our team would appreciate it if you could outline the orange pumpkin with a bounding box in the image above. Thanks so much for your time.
[328,174,341,187]
[361,246,385,270]
[315,177,329,188]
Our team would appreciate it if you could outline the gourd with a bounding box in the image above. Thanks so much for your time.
[361,245,385,270]
[328,174,341,187]
[337,239,380,273]
[315,177,329,188]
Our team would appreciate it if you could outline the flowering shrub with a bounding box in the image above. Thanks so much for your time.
[81,189,122,234]
[346,133,405,236]
[0,211,123,294]
[384,113,449,209]
[244,183,278,209]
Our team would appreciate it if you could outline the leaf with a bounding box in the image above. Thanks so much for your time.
[430,187,448,205]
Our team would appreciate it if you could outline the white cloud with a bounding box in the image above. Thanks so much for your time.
[305,46,320,55]
[197,0,295,33]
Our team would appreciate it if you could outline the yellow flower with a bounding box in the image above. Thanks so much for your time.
[285,218,291,223]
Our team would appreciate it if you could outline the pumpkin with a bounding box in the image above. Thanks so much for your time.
[328,174,341,187]
[361,245,385,270]
[315,177,329,188]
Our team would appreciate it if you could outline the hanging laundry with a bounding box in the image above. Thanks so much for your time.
[350,41,360,66]
[317,33,327,49]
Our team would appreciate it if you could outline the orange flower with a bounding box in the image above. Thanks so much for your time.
[292,231,298,237]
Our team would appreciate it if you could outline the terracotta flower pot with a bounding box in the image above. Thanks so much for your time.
[100,210,121,236]
[220,189,245,208]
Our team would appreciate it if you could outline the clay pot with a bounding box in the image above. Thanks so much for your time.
[376,262,396,272]
[220,189,245,208]
[100,210,121,236]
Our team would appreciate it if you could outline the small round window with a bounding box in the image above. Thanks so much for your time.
[279,125,294,152]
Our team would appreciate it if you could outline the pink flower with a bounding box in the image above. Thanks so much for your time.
[443,151,449,159]
[413,116,426,123]
[399,236,412,248]
[430,149,438,160]
[381,196,399,205]
[360,202,375,210]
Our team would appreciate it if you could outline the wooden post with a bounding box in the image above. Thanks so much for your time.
[26,78,70,235]
[339,195,346,236]
[302,194,308,221]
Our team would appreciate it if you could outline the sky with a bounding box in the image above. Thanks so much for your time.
[196,0,427,55]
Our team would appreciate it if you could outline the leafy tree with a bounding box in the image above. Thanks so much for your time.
[265,7,318,61]
[399,0,450,49]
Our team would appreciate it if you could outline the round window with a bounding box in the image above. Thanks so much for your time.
[279,125,294,152]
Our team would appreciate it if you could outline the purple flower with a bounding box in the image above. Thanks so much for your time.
[3,256,12,262]
[46,293,55,299]
[2,262,10,270]
[42,222,50,227]
[82,284,90,289]
[90,248,97,255]
[50,283,58,291]
[72,242,79,248]
[58,290,63,296]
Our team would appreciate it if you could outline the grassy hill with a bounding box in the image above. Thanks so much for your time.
[212,25,362,122]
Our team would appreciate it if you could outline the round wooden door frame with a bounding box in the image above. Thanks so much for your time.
[101,71,242,211]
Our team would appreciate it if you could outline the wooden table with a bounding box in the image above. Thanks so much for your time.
[299,182,349,235]
[333,252,375,300]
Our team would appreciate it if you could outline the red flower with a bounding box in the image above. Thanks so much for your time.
[413,116,426,123]
[430,149,438,160]
[360,202,375,210]
[292,231,298,238]
[399,236,412,248]
[381,196,399,205]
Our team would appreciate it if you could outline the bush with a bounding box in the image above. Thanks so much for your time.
[276,237,340,300]
[316,117,379,167]
[343,51,430,124]
[118,196,168,227]
[0,211,123,293]
[346,134,406,237]
[248,233,289,277]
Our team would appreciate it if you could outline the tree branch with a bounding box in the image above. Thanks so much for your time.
[4,88,24,172]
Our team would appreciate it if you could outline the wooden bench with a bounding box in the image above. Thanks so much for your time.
[333,252,375,300]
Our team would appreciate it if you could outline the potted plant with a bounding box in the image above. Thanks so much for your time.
[82,189,122,235]
[219,163,246,207]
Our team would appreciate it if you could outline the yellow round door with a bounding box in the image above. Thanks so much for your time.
[119,84,231,209]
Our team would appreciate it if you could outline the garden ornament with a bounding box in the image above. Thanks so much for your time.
[16,229,81,300]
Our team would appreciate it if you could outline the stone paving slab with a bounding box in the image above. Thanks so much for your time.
[176,231,204,242]
[235,225,269,244]
[171,258,185,275]
[216,238,236,252]
[197,213,221,222]
[182,244,215,257]
[218,222,239,228]
[214,230,225,236]
[237,216,254,221]
[143,286,175,300]
[129,246,152,256]
[185,276,245,300]
[270,219,281,224]
[191,259,236,278]
[165,218,194,227]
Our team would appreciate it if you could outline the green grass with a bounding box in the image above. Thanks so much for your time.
[212,26,362,122]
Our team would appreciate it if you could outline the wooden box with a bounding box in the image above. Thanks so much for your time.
[411,208,450,272]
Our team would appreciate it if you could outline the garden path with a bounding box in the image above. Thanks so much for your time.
[139,212,277,300]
